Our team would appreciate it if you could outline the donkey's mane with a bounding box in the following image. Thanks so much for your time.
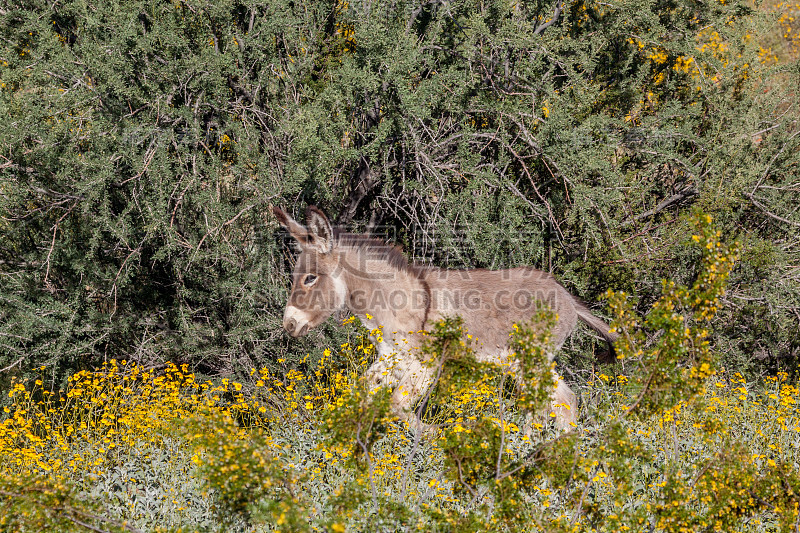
[333,228,427,278]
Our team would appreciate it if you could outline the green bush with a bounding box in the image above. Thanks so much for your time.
[1,0,798,392]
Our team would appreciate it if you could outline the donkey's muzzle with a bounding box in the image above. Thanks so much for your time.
[284,317,309,337]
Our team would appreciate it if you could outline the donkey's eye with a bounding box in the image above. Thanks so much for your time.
[303,274,318,286]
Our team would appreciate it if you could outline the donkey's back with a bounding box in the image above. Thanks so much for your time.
[424,266,598,361]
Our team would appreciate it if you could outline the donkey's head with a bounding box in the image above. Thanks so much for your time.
[273,206,347,337]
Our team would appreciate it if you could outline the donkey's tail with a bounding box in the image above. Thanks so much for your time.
[572,297,619,364]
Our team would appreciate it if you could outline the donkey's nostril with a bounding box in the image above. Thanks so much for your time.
[285,317,297,334]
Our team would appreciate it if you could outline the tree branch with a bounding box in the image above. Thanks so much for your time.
[620,187,697,227]
[533,0,564,36]
[745,193,800,228]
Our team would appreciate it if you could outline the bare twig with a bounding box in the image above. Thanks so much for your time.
[570,477,594,527]
[533,0,564,36]
[455,458,479,499]
[405,0,442,36]
[355,419,379,510]
[42,204,78,289]
[620,188,697,227]
[0,357,25,373]
[745,193,800,228]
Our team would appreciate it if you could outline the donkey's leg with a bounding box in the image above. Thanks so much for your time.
[550,371,577,431]
[364,349,435,432]
[548,326,578,431]
[511,366,541,438]
[516,368,577,436]
[364,350,400,390]
[391,360,435,433]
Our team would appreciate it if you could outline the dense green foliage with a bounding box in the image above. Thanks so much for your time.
[0,473,138,532]
[1,0,798,385]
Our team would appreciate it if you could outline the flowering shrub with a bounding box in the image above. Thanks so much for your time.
[2,215,800,532]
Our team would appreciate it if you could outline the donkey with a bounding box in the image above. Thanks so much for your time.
[273,205,618,431]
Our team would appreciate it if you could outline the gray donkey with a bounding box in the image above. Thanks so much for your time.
[274,206,617,430]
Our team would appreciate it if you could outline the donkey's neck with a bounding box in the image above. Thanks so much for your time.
[339,247,429,337]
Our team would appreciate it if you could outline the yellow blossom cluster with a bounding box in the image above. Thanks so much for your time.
[1,360,211,475]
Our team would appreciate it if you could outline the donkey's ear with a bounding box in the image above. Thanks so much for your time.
[305,206,333,254]
[272,206,311,246]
